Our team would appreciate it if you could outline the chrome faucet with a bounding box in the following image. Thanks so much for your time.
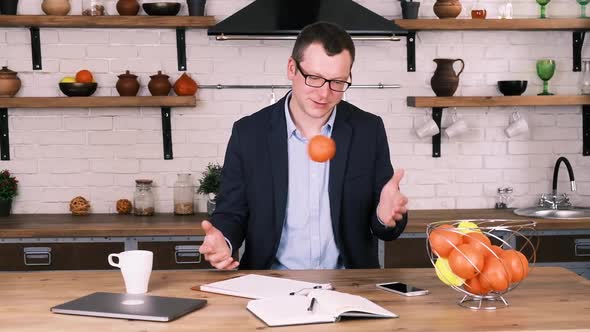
[539,157,576,209]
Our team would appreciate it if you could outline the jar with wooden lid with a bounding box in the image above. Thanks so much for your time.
[134,179,155,216]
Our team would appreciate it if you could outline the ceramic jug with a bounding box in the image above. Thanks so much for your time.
[41,0,71,15]
[0,66,21,97]
[148,71,171,96]
[433,0,462,19]
[116,70,140,96]
[173,73,198,96]
[116,0,139,15]
[430,58,464,97]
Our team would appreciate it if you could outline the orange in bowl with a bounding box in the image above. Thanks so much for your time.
[75,69,94,83]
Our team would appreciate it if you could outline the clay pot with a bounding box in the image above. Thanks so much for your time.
[41,0,71,15]
[433,0,462,19]
[173,73,198,96]
[430,58,464,97]
[116,0,139,16]
[116,70,140,96]
[0,66,21,97]
[148,71,171,96]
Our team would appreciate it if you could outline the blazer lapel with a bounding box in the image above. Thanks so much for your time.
[329,104,352,249]
[268,98,289,239]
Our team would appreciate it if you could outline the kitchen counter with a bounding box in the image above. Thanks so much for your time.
[0,209,588,238]
[1,267,588,331]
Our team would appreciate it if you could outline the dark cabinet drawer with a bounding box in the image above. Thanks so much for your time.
[518,235,590,263]
[0,242,124,271]
[138,241,215,270]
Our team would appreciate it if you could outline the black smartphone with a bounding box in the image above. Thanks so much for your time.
[376,282,429,296]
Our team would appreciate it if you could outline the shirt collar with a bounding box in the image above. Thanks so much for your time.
[284,91,337,140]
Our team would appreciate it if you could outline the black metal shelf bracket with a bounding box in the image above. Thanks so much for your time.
[0,108,10,160]
[583,105,590,156]
[573,31,585,72]
[161,107,173,160]
[176,28,187,71]
[406,32,416,72]
[431,107,443,158]
[30,27,42,70]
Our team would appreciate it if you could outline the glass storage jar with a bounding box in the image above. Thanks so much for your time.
[174,173,194,215]
[83,0,107,15]
[134,179,155,216]
[580,60,590,95]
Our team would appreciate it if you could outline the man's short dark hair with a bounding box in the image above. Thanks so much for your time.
[291,22,355,66]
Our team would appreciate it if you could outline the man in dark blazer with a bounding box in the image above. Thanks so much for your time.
[199,22,408,270]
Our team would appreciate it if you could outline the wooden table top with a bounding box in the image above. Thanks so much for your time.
[1,267,588,331]
[0,209,588,238]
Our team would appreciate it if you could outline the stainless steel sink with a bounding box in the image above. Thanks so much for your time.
[513,207,590,220]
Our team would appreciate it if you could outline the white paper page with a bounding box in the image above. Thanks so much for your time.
[200,274,331,299]
[247,295,334,327]
[307,290,397,318]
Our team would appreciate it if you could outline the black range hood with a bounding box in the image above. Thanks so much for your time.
[208,0,407,39]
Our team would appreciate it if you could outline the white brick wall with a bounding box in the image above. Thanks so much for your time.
[2,0,589,214]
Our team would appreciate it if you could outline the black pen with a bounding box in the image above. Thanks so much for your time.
[307,297,316,312]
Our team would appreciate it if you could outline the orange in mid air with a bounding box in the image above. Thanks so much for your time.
[75,69,94,83]
[308,135,336,162]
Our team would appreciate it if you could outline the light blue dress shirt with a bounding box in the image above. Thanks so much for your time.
[272,93,342,270]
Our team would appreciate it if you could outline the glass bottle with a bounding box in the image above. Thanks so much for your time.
[82,0,107,16]
[174,173,194,215]
[134,179,155,216]
[580,60,590,95]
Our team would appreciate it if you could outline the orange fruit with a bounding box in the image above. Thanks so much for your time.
[428,224,463,258]
[499,249,529,283]
[75,69,94,83]
[463,232,493,257]
[308,135,336,162]
[464,275,491,296]
[479,256,511,292]
[448,243,485,280]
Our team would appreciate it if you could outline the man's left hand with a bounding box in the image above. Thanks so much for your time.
[377,168,408,227]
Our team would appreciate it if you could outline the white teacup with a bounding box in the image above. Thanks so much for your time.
[444,117,468,138]
[108,250,153,294]
[415,117,440,138]
[505,112,529,138]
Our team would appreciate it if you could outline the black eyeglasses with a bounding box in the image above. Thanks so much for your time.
[295,61,352,92]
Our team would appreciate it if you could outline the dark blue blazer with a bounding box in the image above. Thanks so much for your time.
[211,94,407,269]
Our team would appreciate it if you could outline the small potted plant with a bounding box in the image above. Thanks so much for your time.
[197,162,222,215]
[0,169,18,216]
[399,0,420,19]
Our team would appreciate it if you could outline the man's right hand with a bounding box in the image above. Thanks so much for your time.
[199,220,239,270]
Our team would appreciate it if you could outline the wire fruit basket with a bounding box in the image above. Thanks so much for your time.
[426,219,538,310]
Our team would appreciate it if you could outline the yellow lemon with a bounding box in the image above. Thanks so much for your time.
[456,220,481,233]
[435,257,465,287]
[60,77,76,83]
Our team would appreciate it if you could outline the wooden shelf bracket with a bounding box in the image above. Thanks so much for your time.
[29,27,42,70]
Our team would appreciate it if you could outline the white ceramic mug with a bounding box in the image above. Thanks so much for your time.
[444,114,468,138]
[505,112,529,138]
[108,250,153,294]
[415,117,440,138]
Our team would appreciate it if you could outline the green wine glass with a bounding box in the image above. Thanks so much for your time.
[536,59,556,96]
[577,0,590,18]
[536,0,551,18]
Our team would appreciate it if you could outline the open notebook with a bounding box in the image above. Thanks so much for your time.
[246,289,397,327]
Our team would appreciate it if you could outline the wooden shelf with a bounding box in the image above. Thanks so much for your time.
[407,95,590,108]
[0,96,196,108]
[0,15,216,28]
[394,18,590,31]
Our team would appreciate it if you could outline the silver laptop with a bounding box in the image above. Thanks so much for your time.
[51,292,207,322]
